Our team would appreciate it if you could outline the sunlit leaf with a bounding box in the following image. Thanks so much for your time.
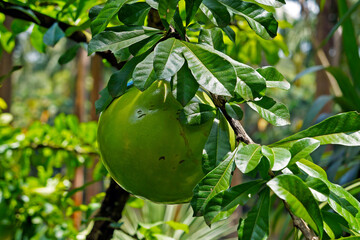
[180,102,216,125]
[235,144,262,173]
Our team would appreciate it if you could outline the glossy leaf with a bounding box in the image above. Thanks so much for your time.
[199,28,225,52]
[118,2,151,25]
[108,52,150,97]
[247,96,290,126]
[202,0,230,27]
[251,0,285,8]
[180,103,216,125]
[235,144,262,173]
[88,26,161,56]
[256,66,290,90]
[186,0,203,25]
[95,87,113,114]
[288,138,320,165]
[154,38,185,79]
[133,52,157,91]
[322,211,347,239]
[129,34,163,56]
[239,188,270,240]
[271,147,291,171]
[179,41,237,96]
[158,0,180,28]
[172,8,186,40]
[217,0,278,39]
[43,23,65,47]
[202,111,232,173]
[171,62,199,107]
[204,180,265,225]
[267,175,323,238]
[296,159,328,181]
[327,183,360,233]
[305,176,329,202]
[225,103,243,120]
[272,112,360,147]
[191,149,238,216]
[90,0,130,36]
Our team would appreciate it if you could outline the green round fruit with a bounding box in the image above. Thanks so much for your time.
[98,80,215,203]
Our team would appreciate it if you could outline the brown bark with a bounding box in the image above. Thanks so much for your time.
[314,0,339,113]
[0,16,13,112]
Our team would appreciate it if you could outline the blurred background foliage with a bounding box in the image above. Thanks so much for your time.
[0,0,359,239]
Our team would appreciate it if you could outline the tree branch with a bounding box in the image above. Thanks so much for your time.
[0,0,125,69]
[212,95,319,240]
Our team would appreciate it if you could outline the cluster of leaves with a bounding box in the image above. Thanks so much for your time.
[85,0,360,239]
[0,109,102,239]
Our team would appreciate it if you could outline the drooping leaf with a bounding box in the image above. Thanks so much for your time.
[305,176,329,202]
[88,26,162,57]
[158,0,180,28]
[327,183,360,233]
[272,112,360,147]
[133,52,157,91]
[171,61,199,106]
[217,0,278,39]
[186,0,203,25]
[235,144,262,173]
[43,22,65,47]
[199,28,225,52]
[256,66,290,90]
[202,0,230,27]
[204,180,265,225]
[202,111,233,173]
[225,103,243,120]
[239,188,270,240]
[108,52,150,97]
[129,34,163,56]
[179,40,237,96]
[191,149,238,216]
[180,102,216,125]
[153,38,185,80]
[222,25,235,42]
[58,44,81,65]
[95,87,113,114]
[247,96,290,126]
[90,0,130,36]
[118,2,151,25]
[267,175,323,238]
[172,8,186,40]
[288,138,320,165]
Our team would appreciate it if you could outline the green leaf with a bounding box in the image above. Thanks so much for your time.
[272,112,360,147]
[185,0,203,25]
[172,8,186,40]
[88,26,162,56]
[327,183,360,233]
[171,61,199,107]
[288,138,320,166]
[179,102,216,125]
[179,40,237,96]
[158,0,180,28]
[256,66,290,90]
[0,65,22,85]
[300,95,333,130]
[58,44,81,65]
[222,25,235,42]
[225,103,243,120]
[129,34,163,56]
[337,0,360,89]
[239,188,270,240]
[250,0,285,8]
[30,24,46,53]
[296,159,328,181]
[217,0,278,39]
[322,211,347,239]
[260,146,291,171]
[8,6,40,24]
[90,0,130,36]
[202,111,233,173]
[202,0,230,27]
[267,175,323,238]
[305,176,329,202]
[133,52,157,91]
[191,149,237,216]
[232,63,267,101]
[11,19,31,34]
[153,38,185,79]
[199,28,225,52]
[165,221,189,233]
[118,2,151,25]
[204,180,265,225]
[235,144,262,173]
[247,96,290,126]
[43,22,65,47]
[108,52,150,97]
[95,87,113,114]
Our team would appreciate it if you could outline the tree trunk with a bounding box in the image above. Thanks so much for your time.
[0,16,13,112]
